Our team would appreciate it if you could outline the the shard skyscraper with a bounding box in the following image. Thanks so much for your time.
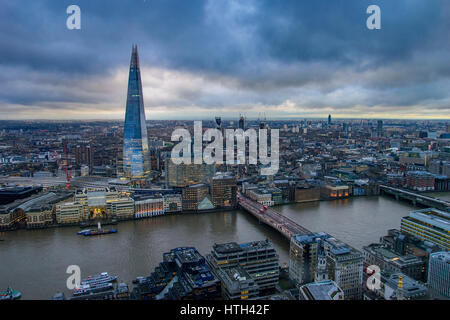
[123,45,150,179]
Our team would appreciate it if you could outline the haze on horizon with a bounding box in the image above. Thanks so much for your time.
[0,0,449,121]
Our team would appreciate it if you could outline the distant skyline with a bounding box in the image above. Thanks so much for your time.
[1,0,450,120]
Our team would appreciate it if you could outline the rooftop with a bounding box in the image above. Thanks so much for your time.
[407,208,449,232]
[300,280,343,300]
[382,272,428,298]
[213,239,275,254]
[430,251,450,263]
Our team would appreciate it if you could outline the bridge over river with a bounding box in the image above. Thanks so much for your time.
[380,185,450,212]
[238,195,311,240]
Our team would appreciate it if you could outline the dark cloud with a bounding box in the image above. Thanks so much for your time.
[0,0,449,118]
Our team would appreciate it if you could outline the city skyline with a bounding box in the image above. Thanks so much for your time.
[1,0,450,305]
[1,1,450,120]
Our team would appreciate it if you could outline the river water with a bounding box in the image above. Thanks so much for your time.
[0,194,427,299]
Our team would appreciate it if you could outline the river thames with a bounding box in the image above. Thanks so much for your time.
[0,195,425,299]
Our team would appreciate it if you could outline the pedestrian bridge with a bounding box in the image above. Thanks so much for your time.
[238,195,311,240]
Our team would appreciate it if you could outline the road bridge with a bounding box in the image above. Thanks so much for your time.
[238,195,311,240]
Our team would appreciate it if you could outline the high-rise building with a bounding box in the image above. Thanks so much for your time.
[289,232,364,300]
[377,120,383,137]
[75,144,93,172]
[215,116,222,130]
[289,232,328,284]
[123,45,150,179]
[328,114,331,125]
[427,251,450,299]
[238,115,245,130]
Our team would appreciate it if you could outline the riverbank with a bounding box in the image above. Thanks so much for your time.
[0,195,417,299]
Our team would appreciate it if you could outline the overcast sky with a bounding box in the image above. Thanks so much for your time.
[1,0,449,120]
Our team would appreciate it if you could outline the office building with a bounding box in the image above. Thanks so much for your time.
[207,239,279,292]
[427,252,450,299]
[58,187,136,222]
[211,174,237,208]
[400,208,449,250]
[289,232,328,284]
[324,238,364,300]
[299,280,344,300]
[123,45,150,179]
[134,195,164,218]
[289,233,364,300]
[165,160,216,188]
[367,271,428,300]
[163,194,182,213]
[182,184,213,211]
[380,229,442,269]
[56,202,83,224]
[132,247,221,300]
[216,266,259,300]
[106,196,134,220]
[74,187,120,220]
[363,243,426,281]
[245,188,273,206]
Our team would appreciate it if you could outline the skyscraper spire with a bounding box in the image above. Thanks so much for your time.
[123,45,150,179]
[130,44,140,68]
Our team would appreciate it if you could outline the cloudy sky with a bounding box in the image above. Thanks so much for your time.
[1,0,449,120]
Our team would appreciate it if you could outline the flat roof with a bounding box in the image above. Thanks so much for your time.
[430,251,450,263]
[301,280,342,300]
[408,208,449,232]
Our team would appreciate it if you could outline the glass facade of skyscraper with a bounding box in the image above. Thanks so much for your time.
[123,45,150,179]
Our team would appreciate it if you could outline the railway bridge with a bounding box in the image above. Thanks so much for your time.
[380,185,450,212]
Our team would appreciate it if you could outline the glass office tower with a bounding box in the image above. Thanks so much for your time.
[123,45,150,179]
